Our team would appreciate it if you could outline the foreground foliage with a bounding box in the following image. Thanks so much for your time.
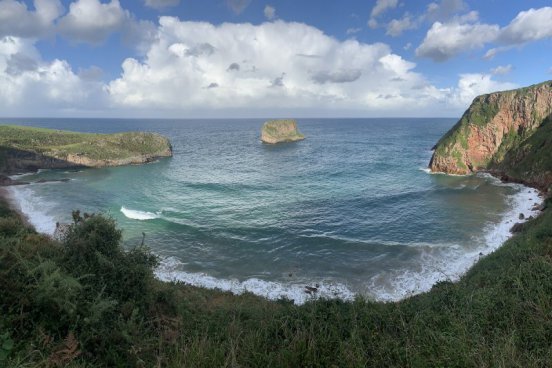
[1,197,552,367]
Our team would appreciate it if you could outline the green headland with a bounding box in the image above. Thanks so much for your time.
[0,125,173,174]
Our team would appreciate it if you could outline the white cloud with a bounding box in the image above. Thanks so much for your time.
[107,17,454,116]
[0,36,106,115]
[417,6,552,61]
[368,0,398,29]
[264,5,276,20]
[58,0,129,44]
[447,73,516,107]
[0,0,63,38]
[386,14,418,37]
[425,0,467,22]
[144,0,180,9]
[490,64,512,75]
[0,17,521,117]
[499,7,552,44]
[416,12,499,61]
[370,0,398,18]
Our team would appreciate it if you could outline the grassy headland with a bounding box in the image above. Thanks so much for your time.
[0,125,172,173]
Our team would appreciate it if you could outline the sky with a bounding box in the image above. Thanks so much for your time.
[0,0,551,118]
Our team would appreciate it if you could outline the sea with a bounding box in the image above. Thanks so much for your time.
[3,118,543,304]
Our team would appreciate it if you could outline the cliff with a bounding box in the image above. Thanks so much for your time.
[0,125,173,174]
[429,81,552,191]
[261,120,305,144]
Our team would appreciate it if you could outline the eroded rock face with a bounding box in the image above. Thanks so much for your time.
[261,120,305,144]
[429,81,552,184]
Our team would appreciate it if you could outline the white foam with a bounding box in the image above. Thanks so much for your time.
[120,206,160,220]
[155,257,355,305]
[6,186,57,234]
[366,181,543,302]
[418,167,470,176]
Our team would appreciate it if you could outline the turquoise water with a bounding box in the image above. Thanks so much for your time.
[5,118,542,303]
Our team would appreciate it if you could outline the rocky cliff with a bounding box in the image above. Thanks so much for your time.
[0,126,173,174]
[429,81,552,191]
[261,120,305,144]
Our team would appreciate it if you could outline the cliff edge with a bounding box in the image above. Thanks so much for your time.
[429,81,552,191]
[261,120,305,144]
[0,125,173,174]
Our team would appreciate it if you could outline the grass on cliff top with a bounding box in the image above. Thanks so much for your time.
[0,125,171,161]
[1,194,552,367]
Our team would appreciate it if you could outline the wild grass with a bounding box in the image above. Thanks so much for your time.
[1,195,551,367]
[0,125,171,161]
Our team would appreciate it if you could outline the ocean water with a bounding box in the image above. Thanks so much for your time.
[4,118,542,303]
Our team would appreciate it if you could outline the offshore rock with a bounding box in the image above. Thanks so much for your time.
[261,120,305,144]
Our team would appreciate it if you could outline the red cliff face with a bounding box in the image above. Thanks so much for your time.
[429,81,552,178]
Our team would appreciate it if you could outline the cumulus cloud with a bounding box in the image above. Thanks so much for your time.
[144,0,180,9]
[107,18,453,115]
[416,12,499,61]
[499,7,552,44]
[57,0,129,44]
[447,73,516,106]
[0,0,63,38]
[418,6,552,61]
[490,64,512,75]
[0,16,520,117]
[264,5,276,20]
[0,36,106,115]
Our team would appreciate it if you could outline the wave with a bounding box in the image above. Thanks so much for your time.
[155,257,355,305]
[120,206,160,220]
[6,186,57,234]
[366,183,543,302]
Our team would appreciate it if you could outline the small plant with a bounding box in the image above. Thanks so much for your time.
[0,331,14,363]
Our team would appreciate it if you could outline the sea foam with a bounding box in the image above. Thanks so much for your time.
[366,181,543,302]
[155,257,355,305]
[120,206,160,220]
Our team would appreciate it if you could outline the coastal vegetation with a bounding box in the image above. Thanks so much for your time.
[0,126,172,173]
[260,120,305,144]
[0,195,551,367]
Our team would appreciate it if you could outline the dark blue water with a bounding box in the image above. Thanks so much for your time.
[4,118,541,303]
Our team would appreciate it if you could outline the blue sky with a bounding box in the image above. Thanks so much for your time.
[0,0,551,118]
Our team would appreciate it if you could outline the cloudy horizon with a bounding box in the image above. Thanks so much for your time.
[0,0,550,118]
